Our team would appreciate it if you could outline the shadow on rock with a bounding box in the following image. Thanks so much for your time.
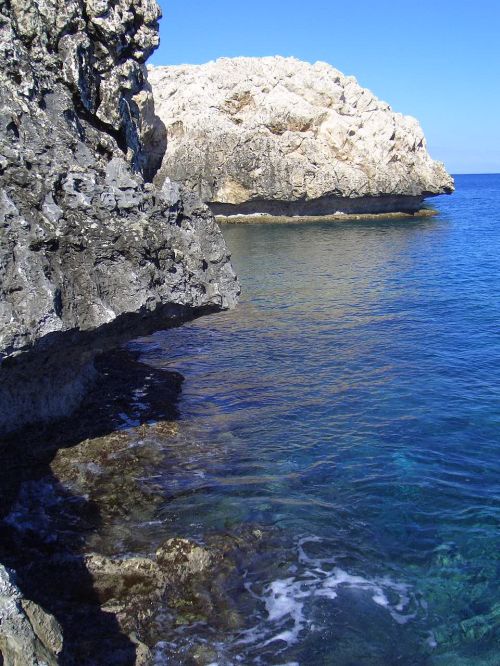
[0,347,184,665]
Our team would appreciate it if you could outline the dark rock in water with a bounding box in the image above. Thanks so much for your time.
[0,0,239,435]
[0,345,298,663]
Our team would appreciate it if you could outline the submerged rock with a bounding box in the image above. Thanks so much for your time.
[0,349,295,664]
[82,526,286,651]
[148,56,454,218]
[0,349,187,665]
[0,0,239,435]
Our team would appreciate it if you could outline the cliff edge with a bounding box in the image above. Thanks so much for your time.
[0,0,239,435]
[149,56,454,218]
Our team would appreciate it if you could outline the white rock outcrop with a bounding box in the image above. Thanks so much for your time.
[148,57,453,217]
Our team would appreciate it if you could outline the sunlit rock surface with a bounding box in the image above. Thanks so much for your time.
[149,56,454,217]
[0,565,63,666]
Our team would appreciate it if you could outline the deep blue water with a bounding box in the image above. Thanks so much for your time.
[135,175,500,664]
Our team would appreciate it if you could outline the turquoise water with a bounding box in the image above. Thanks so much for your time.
[135,175,500,664]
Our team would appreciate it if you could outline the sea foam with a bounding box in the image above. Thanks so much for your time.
[234,536,417,653]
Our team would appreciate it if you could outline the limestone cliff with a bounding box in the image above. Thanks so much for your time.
[0,0,239,435]
[149,57,454,217]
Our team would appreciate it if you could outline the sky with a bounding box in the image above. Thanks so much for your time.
[150,1,500,174]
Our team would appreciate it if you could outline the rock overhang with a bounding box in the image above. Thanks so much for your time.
[0,0,239,434]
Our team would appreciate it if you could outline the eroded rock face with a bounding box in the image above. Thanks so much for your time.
[149,56,454,217]
[0,565,63,666]
[0,0,239,434]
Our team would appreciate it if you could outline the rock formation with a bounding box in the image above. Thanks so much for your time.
[0,0,239,435]
[149,57,454,218]
[0,565,63,666]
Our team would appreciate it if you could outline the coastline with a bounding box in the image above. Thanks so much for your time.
[217,208,438,225]
[1,0,496,659]
[0,347,291,663]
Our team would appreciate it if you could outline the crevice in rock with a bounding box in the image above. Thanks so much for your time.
[72,94,127,156]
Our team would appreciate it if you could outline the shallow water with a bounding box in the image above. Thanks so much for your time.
[128,175,500,664]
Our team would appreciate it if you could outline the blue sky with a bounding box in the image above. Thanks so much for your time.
[150,1,500,174]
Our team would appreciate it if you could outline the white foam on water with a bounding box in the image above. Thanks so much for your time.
[236,536,417,651]
[262,577,308,646]
[153,536,420,664]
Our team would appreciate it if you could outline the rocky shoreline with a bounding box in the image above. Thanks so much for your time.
[0,0,460,662]
[0,0,239,662]
[0,347,293,664]
[0,0,239,436]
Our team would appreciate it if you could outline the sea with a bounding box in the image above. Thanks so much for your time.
[130,174,499,664]
[5,175,497,665]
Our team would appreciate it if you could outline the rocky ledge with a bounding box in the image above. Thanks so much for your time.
[148,56,454,219]
[0,0,239,436]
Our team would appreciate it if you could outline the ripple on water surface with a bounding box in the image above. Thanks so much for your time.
[131,175,500,665]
